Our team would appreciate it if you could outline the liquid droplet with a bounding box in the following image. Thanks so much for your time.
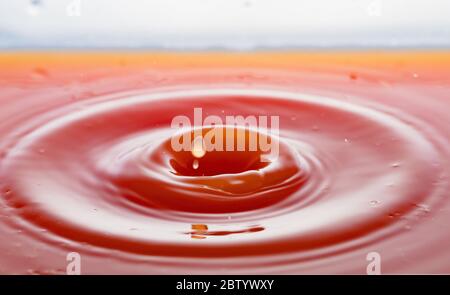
[193,159,199,170]
[415,204,431,213]
[349,73,358,80]
[192,136,206,158]
[370,200,381,207]
[388,212,401,218]
[31,67,49,79]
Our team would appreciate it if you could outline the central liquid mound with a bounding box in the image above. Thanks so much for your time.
[168,127,272,177]
[115,126,305,213]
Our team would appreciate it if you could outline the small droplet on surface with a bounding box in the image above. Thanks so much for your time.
[192,159,199,170]
[192,136,206,158]
[369,200,381,207]
[388,212,402,219]
[31,67,49,79]
[415,204,431,213]
[349,73,358,80]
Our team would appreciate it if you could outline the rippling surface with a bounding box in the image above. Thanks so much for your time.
[0,52,449,274]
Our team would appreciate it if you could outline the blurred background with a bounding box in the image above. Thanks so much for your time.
[0,0,449,50]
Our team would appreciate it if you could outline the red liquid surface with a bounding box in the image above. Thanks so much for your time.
[0,52,449,274]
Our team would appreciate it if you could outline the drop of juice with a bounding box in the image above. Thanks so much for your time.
[192,136,206,158]
[370,200,381,207]
[349,73,358,80]
[193,159,199,170]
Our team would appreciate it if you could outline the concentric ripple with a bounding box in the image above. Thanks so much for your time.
[0,87,445,262]
[1,52,450,274]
